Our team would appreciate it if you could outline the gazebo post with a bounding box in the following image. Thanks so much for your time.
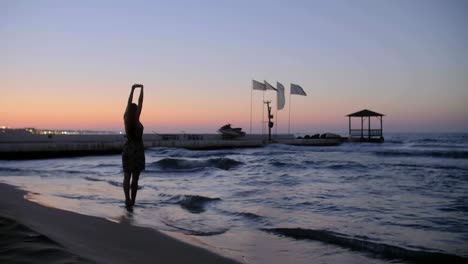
[368,115,371,139]
[380,116,383,139]
[360,117,363,139]
[348,116,351,137]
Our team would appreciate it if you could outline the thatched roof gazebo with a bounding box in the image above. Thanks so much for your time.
[346,109,384,141]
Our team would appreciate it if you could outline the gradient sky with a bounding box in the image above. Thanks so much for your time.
[2,0,467,133]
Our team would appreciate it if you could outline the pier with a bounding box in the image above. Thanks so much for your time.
[0,108,387,159]
[0,133,343,159]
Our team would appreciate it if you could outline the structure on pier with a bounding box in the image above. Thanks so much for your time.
[346,109,384,142]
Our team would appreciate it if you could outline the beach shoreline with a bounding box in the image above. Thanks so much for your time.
[0,182,240,264]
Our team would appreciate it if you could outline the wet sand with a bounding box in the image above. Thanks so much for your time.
[0,183,239,264]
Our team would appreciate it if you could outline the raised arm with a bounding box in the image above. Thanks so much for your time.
[137,85,144,116]
[127,84,137,107]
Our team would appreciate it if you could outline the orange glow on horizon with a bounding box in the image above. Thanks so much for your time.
[2,78,467,133]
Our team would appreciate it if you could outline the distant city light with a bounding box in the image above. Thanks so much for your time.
[1,127,120,135]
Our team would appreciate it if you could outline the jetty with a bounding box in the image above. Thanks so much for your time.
[0,108,386,159]
[0,132,342,159]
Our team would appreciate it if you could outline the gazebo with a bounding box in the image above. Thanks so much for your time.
[346,109,384,141]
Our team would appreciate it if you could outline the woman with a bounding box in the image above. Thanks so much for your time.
[122,83,145,207]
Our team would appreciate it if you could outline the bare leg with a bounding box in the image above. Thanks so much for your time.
[123,171,131,206]
[130,171,140,206]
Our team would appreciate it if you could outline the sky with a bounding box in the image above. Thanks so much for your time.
[1,0,467,133]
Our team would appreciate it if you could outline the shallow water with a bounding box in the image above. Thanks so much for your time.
[1,133,467,263]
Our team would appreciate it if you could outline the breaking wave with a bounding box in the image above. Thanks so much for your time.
[0,167,90,176]
[374,150,468,159]
[0,167,23,173]
[161,220,229,236]
[150,158,243,171]
[163,194,221,213]
[263,228,468,263]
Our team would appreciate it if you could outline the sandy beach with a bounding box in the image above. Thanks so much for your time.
[0,183,240,264]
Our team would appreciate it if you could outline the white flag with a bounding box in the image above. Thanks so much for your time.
[252,80,266,90]
[291,83,307,96]
[264,81,277,91]
[277,82,285,110]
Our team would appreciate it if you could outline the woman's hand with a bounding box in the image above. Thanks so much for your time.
[132,83,143,89]
[128,83,142,106]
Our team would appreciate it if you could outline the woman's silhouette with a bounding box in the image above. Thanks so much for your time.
[122,83,145,207]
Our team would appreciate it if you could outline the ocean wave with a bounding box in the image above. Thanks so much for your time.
[0,167,23,173]
[439,198,468,213]
[147,147,240,158]
[301,160,369,171]
[270,161,290,167]
[414,138,439,143]
[150,158,243,171]
[263,227,467,263]
[163,194,221,213]
[56,193,122,203]
[146,147,176,154]
[385,140,404,144]
[411,144,468,149]
[216,209,265,221]
[161,220,229,236]
[325,161,367,170]
[182,150,242,158]
[248,144,305,156]
[384,163,468,172]
[0,167,88,176]
[84,176,143,189]
[266,158,308,170]
[405,135,468,145]
[374,149,468,159]
[210,209,272,227]
[0,166,49,176]
[231,211,264,220]
[232,189,265,197]
[92,163,119,168]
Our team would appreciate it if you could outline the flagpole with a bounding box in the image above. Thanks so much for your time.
[275,107,278,138]
[274,81,277,138]
[262,90,265,137]
[288,92,292,134]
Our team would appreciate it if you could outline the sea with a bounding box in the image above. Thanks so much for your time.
[0,133,467,264]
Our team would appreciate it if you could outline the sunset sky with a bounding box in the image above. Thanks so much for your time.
[2,0,467,133]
